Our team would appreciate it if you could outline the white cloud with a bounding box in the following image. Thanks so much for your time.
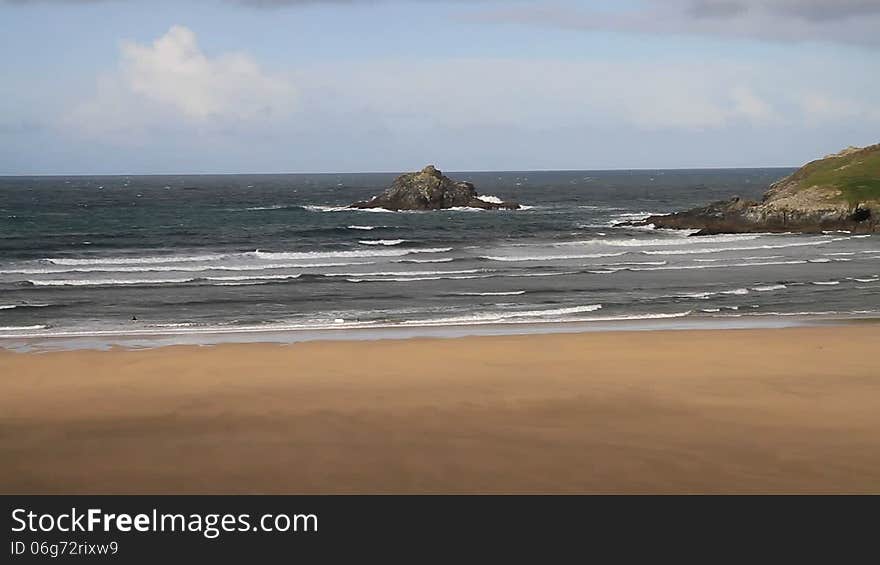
[69,25,296,135]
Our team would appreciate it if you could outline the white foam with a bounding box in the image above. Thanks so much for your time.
[205,274,302,282]
[28,273,304,287]
[30,277,196,287]
[679,292,715,299]
[812,281,841,286]
[476,195,504,204]
[346,274,492,283]
[411,248,453,254]
[358,239,406,246]
[642,239,835,256]
[246,205,286,211]
[301,205,349,212]
[394,258,454,264]
[455,291,526,296]
[505,271,579,278]
[0,304,49,310]
[556,234,760,249]
[401,304,604,326]
[401,309,695,327]
[347,225,376,230]
[483,252,626,262]
[603,261,667,267]
[751,284,787,292]
[628,259,808,272]
[609,211,664,223]
[722,288,750,295]
[694,255,784,263]
[3,261,373,275]
[326,269,480,278]
[0,325,48,331]
[45,253,229,266]
[252,247,450,261]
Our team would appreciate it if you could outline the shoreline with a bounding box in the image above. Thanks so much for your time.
[2,325,879,493]
[2,312,876,352]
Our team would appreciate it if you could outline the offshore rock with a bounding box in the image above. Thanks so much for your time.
[350,165,520,211]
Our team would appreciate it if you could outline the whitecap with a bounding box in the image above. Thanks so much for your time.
[454,291,526,296]
[45,253,229,266]
[346,274,492,283]
[30,277,196,287]
[358,239,406,246]
[751,284,787,292]
[483,252,626,262]
[628,259,808,271]
[0,303,49,310]
[325,269,480,278]
[251,247,450,261]
[245,205,287,211]
[205,274,302,282]
[679,292,716,299]
[722,288,750,295]
[394,258,454,264]
[642,239,834,256]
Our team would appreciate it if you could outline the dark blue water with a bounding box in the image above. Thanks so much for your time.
[1,168,878,342]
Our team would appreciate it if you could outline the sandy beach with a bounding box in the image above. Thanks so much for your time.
[1,325,879,494]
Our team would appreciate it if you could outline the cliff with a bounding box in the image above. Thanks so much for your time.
[642,144,880,235]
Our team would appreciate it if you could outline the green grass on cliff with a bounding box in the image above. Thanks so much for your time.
[792,144,880,205]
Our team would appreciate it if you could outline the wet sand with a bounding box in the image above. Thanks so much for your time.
[1,326,879,493]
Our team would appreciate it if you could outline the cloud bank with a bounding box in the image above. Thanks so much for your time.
[466,0,880,47]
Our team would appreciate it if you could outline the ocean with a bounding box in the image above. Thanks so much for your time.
[1,169,878,347]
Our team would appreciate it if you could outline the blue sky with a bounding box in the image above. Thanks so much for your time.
[1,0,879,174]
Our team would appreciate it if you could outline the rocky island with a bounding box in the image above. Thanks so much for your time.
[350,165,520,211]
[638,144,880,235]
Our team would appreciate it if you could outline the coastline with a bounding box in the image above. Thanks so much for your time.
[2,325,879,493]
[1,311,875,352]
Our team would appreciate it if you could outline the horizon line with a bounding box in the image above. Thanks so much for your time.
[0,165,799,178]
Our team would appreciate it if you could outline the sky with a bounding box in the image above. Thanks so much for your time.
[1,0,879,174]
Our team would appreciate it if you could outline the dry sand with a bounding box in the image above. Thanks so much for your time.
[1,326,879,493]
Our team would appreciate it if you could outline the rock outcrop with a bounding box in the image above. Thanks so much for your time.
[350,165,520,211]
[637,144,880,235]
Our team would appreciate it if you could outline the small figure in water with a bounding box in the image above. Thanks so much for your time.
[131,315,137,321]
